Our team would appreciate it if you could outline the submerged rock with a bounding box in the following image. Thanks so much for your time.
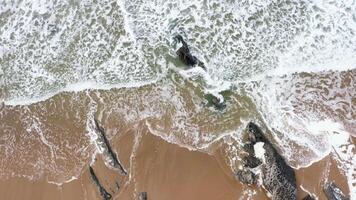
[323,182,350,200]
[94,118,127,175]
[174,35,206,70]
[205,93,226,110]
[240,122,297,200]
[211,95,226,110]
[89,166,112,200]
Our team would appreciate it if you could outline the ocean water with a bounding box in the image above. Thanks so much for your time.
[0,0,355,199]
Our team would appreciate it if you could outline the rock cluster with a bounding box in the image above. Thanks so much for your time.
[236,122,351,200]
[235,122,297,200]
[89,118,129,200]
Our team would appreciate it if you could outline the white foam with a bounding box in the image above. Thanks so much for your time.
[177,65,232,107]
[4,79,160,106]
[1,0,164,106]
[244,68,355,170]
[145,119,240,152]
[85,102,100,165]
[47,176,78,186]
[254,142,266,163]
[3,0,356,106]
[306,120,350,147]
[307,120,355,199]
[300,185,318,200]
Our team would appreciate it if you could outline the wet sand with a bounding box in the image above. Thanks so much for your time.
[0,121,352,200]
[0,70,354,200]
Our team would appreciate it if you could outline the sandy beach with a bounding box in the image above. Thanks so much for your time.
[0,94,353,199]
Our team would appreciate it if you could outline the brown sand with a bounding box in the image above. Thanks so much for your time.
[0,121,352,200]
[0,72,354,200]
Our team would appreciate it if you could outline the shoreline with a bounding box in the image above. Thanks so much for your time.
[0,69,354,200]
[0,127,352,200]
[4,68,355,107]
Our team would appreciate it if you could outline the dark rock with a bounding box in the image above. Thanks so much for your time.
[246,122,297,200]
[235,170,257,185]
[115,181,120,191]
[302,194,315,200]
[174,35,206,70]
[246,122,268,144]
[94,118,127,175]
[242,143,255,155]
[241,143,262,168]
[323,182,350,200]
[139,192,148,200]
[243,154,262,168]
[211,95,226,110]
[205,94,226,110]
[89,166,112,200]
